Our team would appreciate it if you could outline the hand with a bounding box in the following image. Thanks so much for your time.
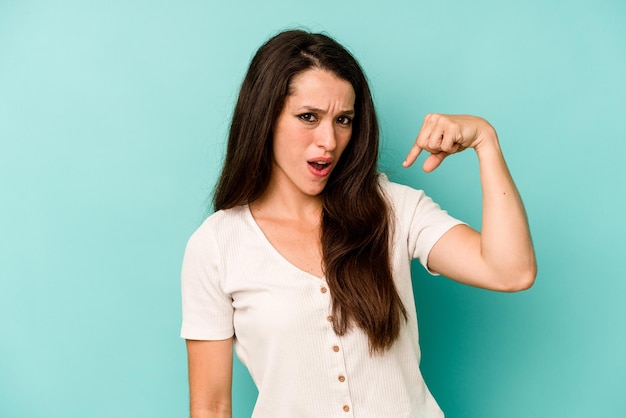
[402,114,496,172]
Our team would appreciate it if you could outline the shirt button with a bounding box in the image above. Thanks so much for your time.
[338,375,346,382]
[343,405,350,412]
[332,345,340,352]
[320,286,328,294]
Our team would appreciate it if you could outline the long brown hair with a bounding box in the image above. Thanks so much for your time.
[213,30,407,353]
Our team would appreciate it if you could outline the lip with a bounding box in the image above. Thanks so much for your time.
[307,157,334,178]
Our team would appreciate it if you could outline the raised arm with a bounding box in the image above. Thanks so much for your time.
[186,337,234,418]
[403,114,536,292]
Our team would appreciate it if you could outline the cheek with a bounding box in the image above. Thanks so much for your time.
[338,131,352,153]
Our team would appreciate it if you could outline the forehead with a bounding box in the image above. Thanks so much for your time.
[287,68,355,107]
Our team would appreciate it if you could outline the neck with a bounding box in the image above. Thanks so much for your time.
[250,181,323,222]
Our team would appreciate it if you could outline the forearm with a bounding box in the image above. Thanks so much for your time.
[475,129,536,290]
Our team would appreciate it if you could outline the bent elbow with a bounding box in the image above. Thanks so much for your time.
[499,264,537,292]
[507,273,535,292]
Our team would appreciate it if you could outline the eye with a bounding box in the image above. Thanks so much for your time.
[298,113,317,123]
[337,116,352,126]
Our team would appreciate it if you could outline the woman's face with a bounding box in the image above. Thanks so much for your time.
[270,68,355,199]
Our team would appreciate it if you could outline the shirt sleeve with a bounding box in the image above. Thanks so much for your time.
[180,223,234,340]
[381,175,466,275]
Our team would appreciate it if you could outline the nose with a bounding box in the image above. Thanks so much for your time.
[315,122,337,152]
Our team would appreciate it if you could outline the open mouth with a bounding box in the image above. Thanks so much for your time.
[307,160,333,176]
[308,161,330,171]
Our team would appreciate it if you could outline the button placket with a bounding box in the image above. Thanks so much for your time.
[334,344,352,416]
[320,281,352,415]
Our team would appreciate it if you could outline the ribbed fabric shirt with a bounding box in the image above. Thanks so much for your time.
[181,176,464,417]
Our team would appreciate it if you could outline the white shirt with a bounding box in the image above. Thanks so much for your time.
[181,176,464,417]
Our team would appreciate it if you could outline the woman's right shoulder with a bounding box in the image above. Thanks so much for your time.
[185,205,249,252]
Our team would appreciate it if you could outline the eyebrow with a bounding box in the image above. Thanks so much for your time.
[296,106,355,115]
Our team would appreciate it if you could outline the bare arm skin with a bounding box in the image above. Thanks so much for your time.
[186,338,234,418]
[404,114,537,292]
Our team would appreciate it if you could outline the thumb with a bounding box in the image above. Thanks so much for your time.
[422,152,448,173]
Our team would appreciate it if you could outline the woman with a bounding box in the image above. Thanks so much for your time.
[181,29,536,418]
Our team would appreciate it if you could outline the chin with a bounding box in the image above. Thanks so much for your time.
[300,180,327,196]
[305,190,324,197]
[303,185,326,197]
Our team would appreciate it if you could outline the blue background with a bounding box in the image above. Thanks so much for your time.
[1,0,625,417]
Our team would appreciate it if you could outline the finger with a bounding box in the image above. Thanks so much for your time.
[427,132,444,152]
[402,143,423,167]
[422,152,448,173]
[404,115,435,167]
[423,114,445,150]
[440,129,460,154]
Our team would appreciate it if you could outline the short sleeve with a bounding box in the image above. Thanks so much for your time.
[406,192,465,274]
[380,175,466,275]
[180,225,234,340]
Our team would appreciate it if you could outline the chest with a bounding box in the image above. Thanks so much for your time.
[253,217,324,278]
